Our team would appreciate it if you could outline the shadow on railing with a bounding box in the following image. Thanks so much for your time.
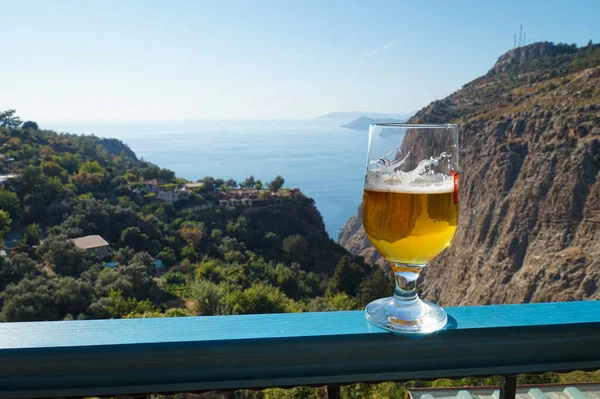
[0,301,599,399]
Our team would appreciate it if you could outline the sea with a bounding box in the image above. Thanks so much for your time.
[45,120,369,240]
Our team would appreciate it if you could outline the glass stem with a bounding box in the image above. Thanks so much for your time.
[391,263,425,302]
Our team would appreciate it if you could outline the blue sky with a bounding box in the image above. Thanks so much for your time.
[1,0,599,121]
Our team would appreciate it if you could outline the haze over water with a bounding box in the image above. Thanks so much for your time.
[46,120,368,239]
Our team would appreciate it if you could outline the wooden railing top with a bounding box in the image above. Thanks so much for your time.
[0,301,599,398]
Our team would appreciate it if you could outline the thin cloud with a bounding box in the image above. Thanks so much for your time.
[363,38,405,57]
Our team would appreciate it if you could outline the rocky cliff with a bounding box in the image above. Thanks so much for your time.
[339,42,600,305]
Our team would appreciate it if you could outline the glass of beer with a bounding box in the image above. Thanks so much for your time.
[363,123,459,333]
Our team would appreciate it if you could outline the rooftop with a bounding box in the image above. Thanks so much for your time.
[409,383,600,399]
[142,179,164,186]
[71,235,109,250]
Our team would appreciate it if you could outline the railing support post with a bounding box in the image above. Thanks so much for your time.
[500,375,517,399]
[327,384,341,399]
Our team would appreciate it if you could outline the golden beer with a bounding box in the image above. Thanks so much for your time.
[362,123,458,333]
[362,188,457,266]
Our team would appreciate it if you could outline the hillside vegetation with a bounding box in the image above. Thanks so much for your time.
[0,114,391,322]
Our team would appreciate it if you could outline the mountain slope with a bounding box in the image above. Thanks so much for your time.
[339,42,600,306]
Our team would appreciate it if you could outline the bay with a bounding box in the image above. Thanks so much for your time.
[44,120,368,240]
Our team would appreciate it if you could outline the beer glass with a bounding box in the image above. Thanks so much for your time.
[363,123,459,333]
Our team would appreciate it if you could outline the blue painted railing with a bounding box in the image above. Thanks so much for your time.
[0,301,599,399]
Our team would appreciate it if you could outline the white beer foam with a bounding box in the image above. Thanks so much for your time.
[365,151,455,194]
[364,176,454,194]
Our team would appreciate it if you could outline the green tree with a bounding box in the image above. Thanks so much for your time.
[1,276,58,321]
[329,292,358,310]
[263,387,325,399]
[210,228,223,242]
[202,176,215,191]
[0,189,20,220]
[242,175,255,188]
[329,255,368,297]
[0,109,22,128]
[260,232,281,257]
[1,274,94,322]
[518,373,560,384]
[162,270,187,286]
[139,166,161,180]
[179,221,205,248]
[118,253,160,300]
[225,179,237,188]
[21,223,42,246]
[0,253,40,290]
[94,269,135,298]
[157,168,175,182]
[226,216,249,237]
[108,290,155,318]
[181,245,199,261]
[21,121,38,130]
[37,235,90,277]
[157,247,176,267]
[0,210,11,241]
[54,277,94,317]
[218,236,246,254]
[226,283,294,315]
[269,175,285,192]
[358,268,393,306]
[254,181,263,190]
[282,234,308,261]
[120,227,149,251]
[193,280,224,315]
[40,161,64,178]
[54,153,81,174]
[195,258,224,282]
[88,290,156,319]
[224,250,246,263]
[115,247,135,265]
[16,166,68,223]
[79,160,105,175]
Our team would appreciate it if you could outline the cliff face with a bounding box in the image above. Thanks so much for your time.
[339,42,600,306]
[490,42,578,74]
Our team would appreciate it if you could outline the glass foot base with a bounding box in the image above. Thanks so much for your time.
[365,297,448,334]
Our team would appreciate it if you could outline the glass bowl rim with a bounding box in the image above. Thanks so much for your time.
[370,123,458,129]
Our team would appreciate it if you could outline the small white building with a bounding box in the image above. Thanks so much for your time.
[157,190,189,204]
[142,179,164,192]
